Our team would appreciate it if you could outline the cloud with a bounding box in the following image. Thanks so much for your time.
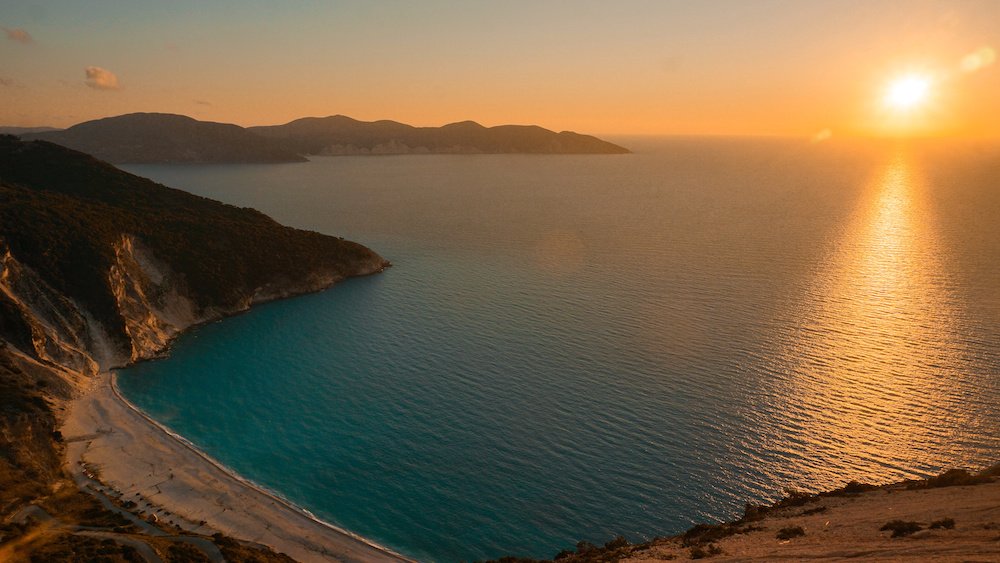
[0,77,13,87]
[4,27,33,44]
[194,99,213,106]
[84,66,120,90]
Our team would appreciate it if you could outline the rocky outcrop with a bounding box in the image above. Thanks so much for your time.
[0,241,100,381]
[108,234,200,363]
[0,134,388,390]
[0,227,385,391]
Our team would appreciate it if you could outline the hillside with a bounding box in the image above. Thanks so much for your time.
[0,135,386,561]
[250,115,631,155]
[22,113,305,164]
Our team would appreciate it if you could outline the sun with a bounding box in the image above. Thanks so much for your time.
[884,75,931,111]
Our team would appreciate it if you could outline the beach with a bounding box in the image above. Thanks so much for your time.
[61,372,412,563]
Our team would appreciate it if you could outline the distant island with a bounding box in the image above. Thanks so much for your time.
[15,112,629,163]
[249,115,631,156]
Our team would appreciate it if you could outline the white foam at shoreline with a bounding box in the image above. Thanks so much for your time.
[106,372,415,561]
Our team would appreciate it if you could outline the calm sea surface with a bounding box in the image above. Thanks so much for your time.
[118,138,1000,561]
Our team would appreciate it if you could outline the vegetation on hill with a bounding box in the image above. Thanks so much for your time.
[0,135,385,352]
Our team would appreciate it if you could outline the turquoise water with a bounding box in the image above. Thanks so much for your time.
[119,138,1000,561]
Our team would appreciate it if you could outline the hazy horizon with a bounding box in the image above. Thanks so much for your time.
[3,1,999,138]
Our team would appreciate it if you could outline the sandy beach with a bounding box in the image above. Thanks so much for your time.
[61,372,412,563]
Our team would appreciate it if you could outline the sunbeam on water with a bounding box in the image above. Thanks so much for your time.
[747,150,987,490]
[118,138,1000,561]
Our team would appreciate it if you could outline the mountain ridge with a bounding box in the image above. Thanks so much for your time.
[250,114,631,155]
[22,113,307,164]
[16,112,629,162]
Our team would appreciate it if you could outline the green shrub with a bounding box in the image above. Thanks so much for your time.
[929,518,955,529]
[800,505,827,516]
[603,535,629,550]
[880,520,922,537]
[916,469,991,489]
[775,526,805,540]
[689,543,722,559]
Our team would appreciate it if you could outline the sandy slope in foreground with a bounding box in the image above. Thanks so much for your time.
[624,478,1000,562]
[62,373,411,563]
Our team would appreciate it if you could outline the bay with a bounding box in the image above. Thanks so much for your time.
[118,137,1000,561]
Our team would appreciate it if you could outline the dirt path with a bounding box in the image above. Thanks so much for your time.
[8,500,223,563]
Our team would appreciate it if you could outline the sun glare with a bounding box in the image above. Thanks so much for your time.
[884,75,931,111]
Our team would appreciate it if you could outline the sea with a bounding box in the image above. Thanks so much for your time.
[117,137,1000,561]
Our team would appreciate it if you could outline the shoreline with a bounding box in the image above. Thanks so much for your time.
[108,373,412,561]
[63,371,413,563]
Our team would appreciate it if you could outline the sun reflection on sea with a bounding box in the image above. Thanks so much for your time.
[756,148,975,490]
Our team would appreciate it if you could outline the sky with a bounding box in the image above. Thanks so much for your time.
[1,0,998,137]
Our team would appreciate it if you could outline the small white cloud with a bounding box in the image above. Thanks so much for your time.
[84,66,120,90]
[3,27,33,44]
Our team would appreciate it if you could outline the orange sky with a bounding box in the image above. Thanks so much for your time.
[2,1,998,137]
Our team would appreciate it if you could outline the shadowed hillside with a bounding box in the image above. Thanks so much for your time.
[0,135,385,358]
[22,113,305,164]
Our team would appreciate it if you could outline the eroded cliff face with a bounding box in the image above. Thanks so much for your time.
[109,234,200,363]
[1,233,205,383]
[0,242,100,384]
[1,230,382,391]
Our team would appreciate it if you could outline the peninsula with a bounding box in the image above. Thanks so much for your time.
[0,134,397,561]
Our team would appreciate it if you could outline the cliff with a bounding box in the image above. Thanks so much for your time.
[249,115,631,155]
[0,134,386,561]
[21,113,306,164]
[0,134,386,366]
